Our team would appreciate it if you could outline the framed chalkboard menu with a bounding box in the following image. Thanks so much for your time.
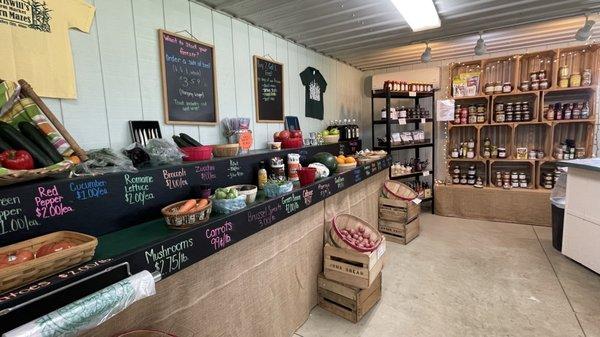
[159,29,218,125]
[253,56,284,123]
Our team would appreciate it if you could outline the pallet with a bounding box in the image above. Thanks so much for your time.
[379,197,420,223]
[323,238,386,289]
[317,272,382,323]
[379,217,420,245]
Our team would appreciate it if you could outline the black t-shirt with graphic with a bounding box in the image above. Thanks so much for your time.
[300,67,327,120]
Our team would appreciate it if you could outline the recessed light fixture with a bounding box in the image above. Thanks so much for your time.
[390,0,441,32]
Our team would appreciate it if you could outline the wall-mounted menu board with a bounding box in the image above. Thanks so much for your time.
[253,56,284,123]
[159,29,218,125]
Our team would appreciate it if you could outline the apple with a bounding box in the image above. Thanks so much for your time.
[321,130,329,136]
[273,131,280,139]
[279,130,291,140]
[329,128,340,136]
[290,130,302,139]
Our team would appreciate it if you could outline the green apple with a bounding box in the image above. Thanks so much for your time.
[329,128,340,135]
[321,130,329,136]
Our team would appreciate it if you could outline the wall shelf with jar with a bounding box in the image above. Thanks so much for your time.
[541,86,595,122]
[556,45,599,90]
[490,92,539,124]
[489,160,536,189]
[513,123,552,160]
[551,121,595,160]
[480,125,512,159]
[481,56,519,95]
[448,126,479,160]
[536,161,560,190]
[518,50,556,92]
[449,160,487,187]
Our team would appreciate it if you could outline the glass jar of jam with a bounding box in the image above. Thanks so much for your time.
[485,83,495,95]
[505,103,513,112]
[496,112,505,123]
[502,82,512,93]
[530,80,540,90]
[476,104,486,113]
[520,81,530,91]
[495,103,504,112]
[505,111,513,122]
[498,147,507,158]
[539,79,549,89]
[476,113,485,123]
[468,165,476,176]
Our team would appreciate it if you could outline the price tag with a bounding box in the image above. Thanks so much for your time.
[377,243,386,259]
[421,118,427,124]
[422,171,430,177]
[238,131,253,150]
[398,118,407,125]
[409,91,417,97]
[413,198,422,205]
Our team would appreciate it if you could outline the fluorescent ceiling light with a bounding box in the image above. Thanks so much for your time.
[390,0,441,32]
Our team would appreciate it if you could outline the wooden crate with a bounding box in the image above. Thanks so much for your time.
[378,197,420,223]
[323,239,386,289]
[379,217,420,245]
[317,272,382,323]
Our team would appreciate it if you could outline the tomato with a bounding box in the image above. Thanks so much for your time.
[278,130,291,140]
[290,130,303,139]
[36,241,75,258]
[0,250,34,266]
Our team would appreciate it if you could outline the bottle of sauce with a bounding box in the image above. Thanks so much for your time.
[257,161,267,190]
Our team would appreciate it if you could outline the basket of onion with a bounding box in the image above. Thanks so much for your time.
[161,198,212,229]
[329,214,382,252]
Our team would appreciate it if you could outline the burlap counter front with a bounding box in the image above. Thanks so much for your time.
[434,184,552,226]
[83,171,388,337]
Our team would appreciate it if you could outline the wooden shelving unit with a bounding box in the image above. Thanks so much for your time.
[446,45,598,190]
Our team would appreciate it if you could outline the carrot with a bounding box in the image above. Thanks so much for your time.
[188,199,209,213]
[178,199,197,213]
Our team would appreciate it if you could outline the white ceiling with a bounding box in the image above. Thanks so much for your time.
[196,0,600,70]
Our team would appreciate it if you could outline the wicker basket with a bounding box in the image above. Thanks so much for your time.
[213,143,239,157]
[161,199,212,229]
[329,214,382,252]
[114,330,177,337]
[0,160,72,186]
[337,161,357,172]
[0,231,97,292]
[382,180,418,200]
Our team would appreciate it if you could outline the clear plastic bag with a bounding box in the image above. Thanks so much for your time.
[211,195,247,214]
[71,148,137,176]
[145,138,184,166]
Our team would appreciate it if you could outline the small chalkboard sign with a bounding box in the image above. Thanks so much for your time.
[253,56,284,123]
[159,29,218,125]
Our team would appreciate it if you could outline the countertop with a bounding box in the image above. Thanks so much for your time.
[558,158,600,172]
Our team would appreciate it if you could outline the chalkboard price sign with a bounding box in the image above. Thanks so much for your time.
[159,29,218,125]
[253,56,284,123]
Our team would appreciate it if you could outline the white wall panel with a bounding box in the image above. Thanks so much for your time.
[41,0,364,151]
[95,0,143,150]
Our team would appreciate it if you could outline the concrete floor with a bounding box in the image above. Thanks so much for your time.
[296,213,600,337]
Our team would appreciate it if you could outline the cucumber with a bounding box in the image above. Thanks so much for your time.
[0,136,11,152]
[0,121,54,167]
[179,133,201,146]
[172,135,191,148]
[18,122,64,164]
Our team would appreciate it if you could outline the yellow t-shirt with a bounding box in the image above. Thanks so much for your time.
[0,0,95,99]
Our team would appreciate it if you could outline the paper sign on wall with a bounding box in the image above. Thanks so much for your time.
[436,99,455,121]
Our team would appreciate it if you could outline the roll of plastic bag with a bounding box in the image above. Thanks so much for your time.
[3,270,156,337]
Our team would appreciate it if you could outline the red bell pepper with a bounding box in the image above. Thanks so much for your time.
[0,150,34,170]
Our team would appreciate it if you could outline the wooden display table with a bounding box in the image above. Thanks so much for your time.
[434,184,551,226]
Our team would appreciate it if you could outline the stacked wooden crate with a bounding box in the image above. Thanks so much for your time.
[319,234,386,322]
[378,196,421,244]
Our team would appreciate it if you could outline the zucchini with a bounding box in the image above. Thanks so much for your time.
[172,135,190,148]
[0,121,54,167]
[0,136,11,152]
[179,133,201,146]
[18,122,63,164]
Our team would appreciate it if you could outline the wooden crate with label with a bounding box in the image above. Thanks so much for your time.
[323,238,386,289]
[317,272,382,323]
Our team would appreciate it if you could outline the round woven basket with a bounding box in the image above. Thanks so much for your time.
[161,199,212,229]
[337,161,357,172]
[330,214,382,252]
[382,180,418,200]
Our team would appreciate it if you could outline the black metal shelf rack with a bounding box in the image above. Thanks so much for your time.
[371,89,436,213]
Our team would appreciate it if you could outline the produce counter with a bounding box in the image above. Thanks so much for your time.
[0,140,393,336]
[434,184,551,226]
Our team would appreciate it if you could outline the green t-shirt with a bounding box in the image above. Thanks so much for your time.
[300,67,327,120]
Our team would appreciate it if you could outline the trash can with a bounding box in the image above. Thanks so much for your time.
[550,170,567,251]
[551,197,565,251]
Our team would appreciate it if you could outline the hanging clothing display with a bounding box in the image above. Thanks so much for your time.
[0,0,95,99]
[300,66,327,120]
